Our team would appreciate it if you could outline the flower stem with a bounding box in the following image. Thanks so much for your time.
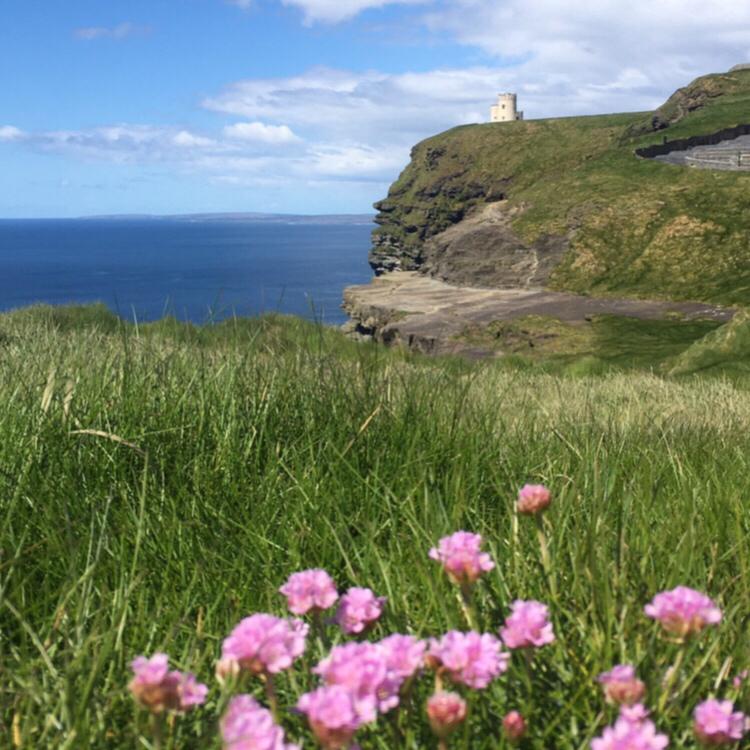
[312,609,330,652]
[149,714,165,750]
[458,583,479,630]
[535,515,556,599]
[264,674,280,723]
[658,649,685,714]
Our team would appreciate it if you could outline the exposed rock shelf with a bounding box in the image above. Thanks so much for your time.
[342,272,735,359]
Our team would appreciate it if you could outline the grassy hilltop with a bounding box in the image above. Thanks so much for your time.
[3,305,750,748]
[373,69,750,304]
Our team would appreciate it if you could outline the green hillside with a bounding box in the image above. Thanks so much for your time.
[373,69,750,304]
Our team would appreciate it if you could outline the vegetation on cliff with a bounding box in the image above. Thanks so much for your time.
[4,305,750,747]
[372,69,750,304]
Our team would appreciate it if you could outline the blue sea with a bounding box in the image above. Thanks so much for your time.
[0,219,375,326]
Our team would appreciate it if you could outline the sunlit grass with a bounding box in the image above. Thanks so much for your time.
[2,305,749,748]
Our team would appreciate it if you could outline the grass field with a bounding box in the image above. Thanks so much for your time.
[3,305,750,749]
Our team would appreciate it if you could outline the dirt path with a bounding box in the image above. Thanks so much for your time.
[342,272,736,358]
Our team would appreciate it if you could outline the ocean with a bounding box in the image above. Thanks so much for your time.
[0,218,375,326]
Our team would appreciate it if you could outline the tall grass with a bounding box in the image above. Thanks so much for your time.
[2,305,749,748]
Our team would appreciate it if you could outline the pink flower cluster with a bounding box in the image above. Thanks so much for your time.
[503,711,527,743]
[220,614,308,676]
[297,686,364,750]
[693,699,747,746]
[429,531,495,585]
[128,653,207,714]
[598,665,646,706]
[335,587,386,635]
[644,586,722,638]
[279,569,339,616]
[221,695,299,750]
[299,635,425,746]
[500,600,556,650]
[428,630,509,689]
[591,704,669,750]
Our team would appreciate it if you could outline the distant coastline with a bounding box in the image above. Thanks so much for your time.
[73,212,375,225]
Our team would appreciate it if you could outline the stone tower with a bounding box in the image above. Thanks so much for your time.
[490,93,524,123]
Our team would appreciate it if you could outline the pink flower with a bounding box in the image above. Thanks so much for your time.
[693,699,746,746]
[598,665,646,705]
[128,653,207,714]
[314,642,397,717]
[221,614,308,676]
[591,714,669,750]
[428,631,509,689]
[733,670,749,690]
[644,587,722,638]
[500,600,555,649]
[379,634,426,682]
[503,711,527,743]
[279,569,339,616]
[619,704,651,726]
[517,484,552,515]
[335,587,386,635]
[426,692,467,739]
[429,531,495,585]
[297,686,367,750]
[221,695,299,750]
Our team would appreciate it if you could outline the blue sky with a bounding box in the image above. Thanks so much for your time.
[2,0,749,217]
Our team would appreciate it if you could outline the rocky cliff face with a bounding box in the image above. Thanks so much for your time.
[365,69,750,306]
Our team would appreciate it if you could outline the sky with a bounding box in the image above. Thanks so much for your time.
[1,1,750,218]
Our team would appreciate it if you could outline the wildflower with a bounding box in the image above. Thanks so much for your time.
[297,685,367,750]
[426,692,467,739]
[590,712,669,750]
[335,587,386,635]
[429,531,495,585]
[500,600,555,650]
[598,665,646,706]
[221,694,299,750]
[313,642,389,719]
[517,484,552,515]
[428,631,509,689]
[619,704,651,726]
[693,699,746,746]
[128,653,207,714]
[279,569,339,616]
[644,587,722,638]
[732,670,748,690]
[379,634,426,682]
[503,711,527,743]
[221,614,308,676]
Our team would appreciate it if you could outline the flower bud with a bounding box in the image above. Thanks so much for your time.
[427,692,467,739]
[503,711,527,743]
[517,485,551,515]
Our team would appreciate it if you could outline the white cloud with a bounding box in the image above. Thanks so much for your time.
[224,122,301,144]
[423,0,750,116]
[0,126,25,142]
[73,22,151,41]
[278,0,426,23]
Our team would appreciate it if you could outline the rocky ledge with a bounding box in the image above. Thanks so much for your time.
[342,272,735,359]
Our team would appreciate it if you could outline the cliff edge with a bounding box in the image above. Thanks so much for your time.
[370,69,750,305]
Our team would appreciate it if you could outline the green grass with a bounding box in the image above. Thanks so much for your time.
[3,306,750,749]
[374,69,750,305]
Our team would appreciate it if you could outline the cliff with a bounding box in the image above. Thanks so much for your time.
[370,69,750,306]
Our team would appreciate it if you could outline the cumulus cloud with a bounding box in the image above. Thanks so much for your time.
[73,22,151,41]
[224,122,301,144]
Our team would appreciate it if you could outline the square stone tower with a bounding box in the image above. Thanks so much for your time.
[491,93,524,123]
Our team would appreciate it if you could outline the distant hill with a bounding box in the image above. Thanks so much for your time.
[371,69,750,305]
